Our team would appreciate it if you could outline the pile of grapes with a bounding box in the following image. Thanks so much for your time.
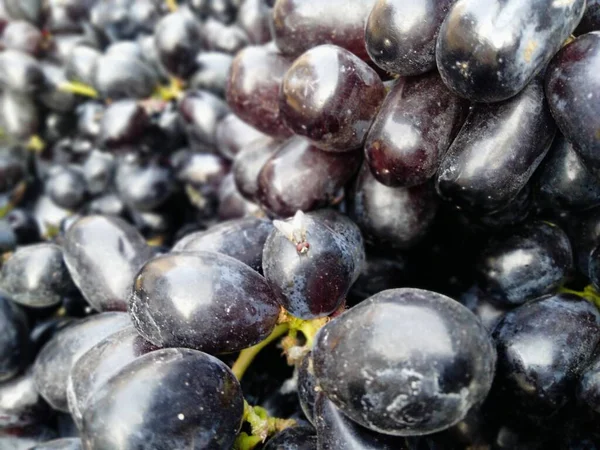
[1,0,600,448]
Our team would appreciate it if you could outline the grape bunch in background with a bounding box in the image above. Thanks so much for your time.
[0,0,599,448]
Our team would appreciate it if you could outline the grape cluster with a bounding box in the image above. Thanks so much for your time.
[0,0,599,449]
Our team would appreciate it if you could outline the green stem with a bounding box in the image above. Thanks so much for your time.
[234,401,297,449]
[232,323,290,380]
[59,81,99,98]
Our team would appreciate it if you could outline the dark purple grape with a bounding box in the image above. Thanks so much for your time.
[365,0,454,76]
[64,45,101,87]
[313,288,496,436]
[0,426,58,450]
[154,9,204,78]
[82,150,115,196]
[436,0,585,102]
[233,137,280,202]
[365,73,467,187]
[98,99,149,150]
[63,215,154,312]
[588,244,600,291]
[217,173,262,220]
[33,312,131,412]
[226,43,293,138]
[258,137,361,216]
[67,326,157,429]
[272,0,375,60]
[262,210,365,319]
[0,243,74,308]
[492,293,600,415]
[237,0,272,45]
[189,52,233,96]
[39,62,78,114]
[45,166,87,210]
[129,251,281,353]
[536,133,600,212]
[0,90,38,140]
[203,18,249,55]
[315,393,410,449]
[279,45,385,152]
[28,438,82,450]
[297,352,317,425]
[575,0,600,34]
[172,216,274,272]
[545,33,600,177]
[477,221,572,306]
[178,90,230,153]
[191,0,238,24]
[0,147,27,193]
[215,113,269,160]
[564,206,600,276]
[81,348,243,450]
[348,164,438,250]
[94,52,158,100]
[436,79,555,214]
[348,254,410,304]
[1,20,42,55]
[114,155,175,211]
[460,285,510,332]
[0,369,50,428]
[172,150,230,192]
[264,426,318,450]
[578,352,600,413]
[464,184,533,230]
[0,296,30,382]
[75,101,103,140]
[32,196,71,238]
[86,193,126,217]
[4,0,44,26]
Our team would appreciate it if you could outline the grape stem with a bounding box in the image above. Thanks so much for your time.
[233,401,297,449]
[232,323,290,380]
[59,81,99,98]
[559,284,600,309]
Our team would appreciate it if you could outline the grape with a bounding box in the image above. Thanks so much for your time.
[0,426,58,450]
[492,293,600,415]
[82,150,115,196]
[67,326,157,429]
[33,312,131,412]
[237,0,272,45]
[172,216,274,272]
[0,147,27,193]
[226,43,294,138]
[233,137,280,202]
[264,426,317,450]
[46,166,87,210]
[477,221,572,306]
[436,79,555,214]
[257,137,362,217]
[365,0,454,76]
[215,113,268,160]
[535,133,600,212]
[0,90,38,140]
[348,164,438,250]
[28,438,82,450]
[0,49,44,94]
[217,173,262,220]
[94,52,158,100]
[436,0,585,102]
[315,393,410,449]
[313,288,496,436]
[365,72,467,187]
[262,210,365,319]
[575,0,600,34]
[129,251,281,353]
[39,62,78,113]
[178,89,230,153]
[588,244,600,291]
[297,352,317,425]
[114,155,175,211]
[1,20,43,55]
[460,285,509,332]
[348,255,410,304]
[81,348,243,450]
[0,296,30,382]
[279,45,386,152]
[473,184,533,230]
[65,46,101,88]
[203,18,249,55]
[154,9,204,78]
[272,0,375,60]
[546,32,600,177]
[62,215,154,312]
[98,99,149,150]
[189,52,234,97]
[0,243,75,308]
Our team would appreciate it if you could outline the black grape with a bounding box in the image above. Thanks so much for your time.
[264,426,317,450]
[81,348,243,450]
[0,296,30,382]
[313,288,496,436]
[129,251,281,353]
